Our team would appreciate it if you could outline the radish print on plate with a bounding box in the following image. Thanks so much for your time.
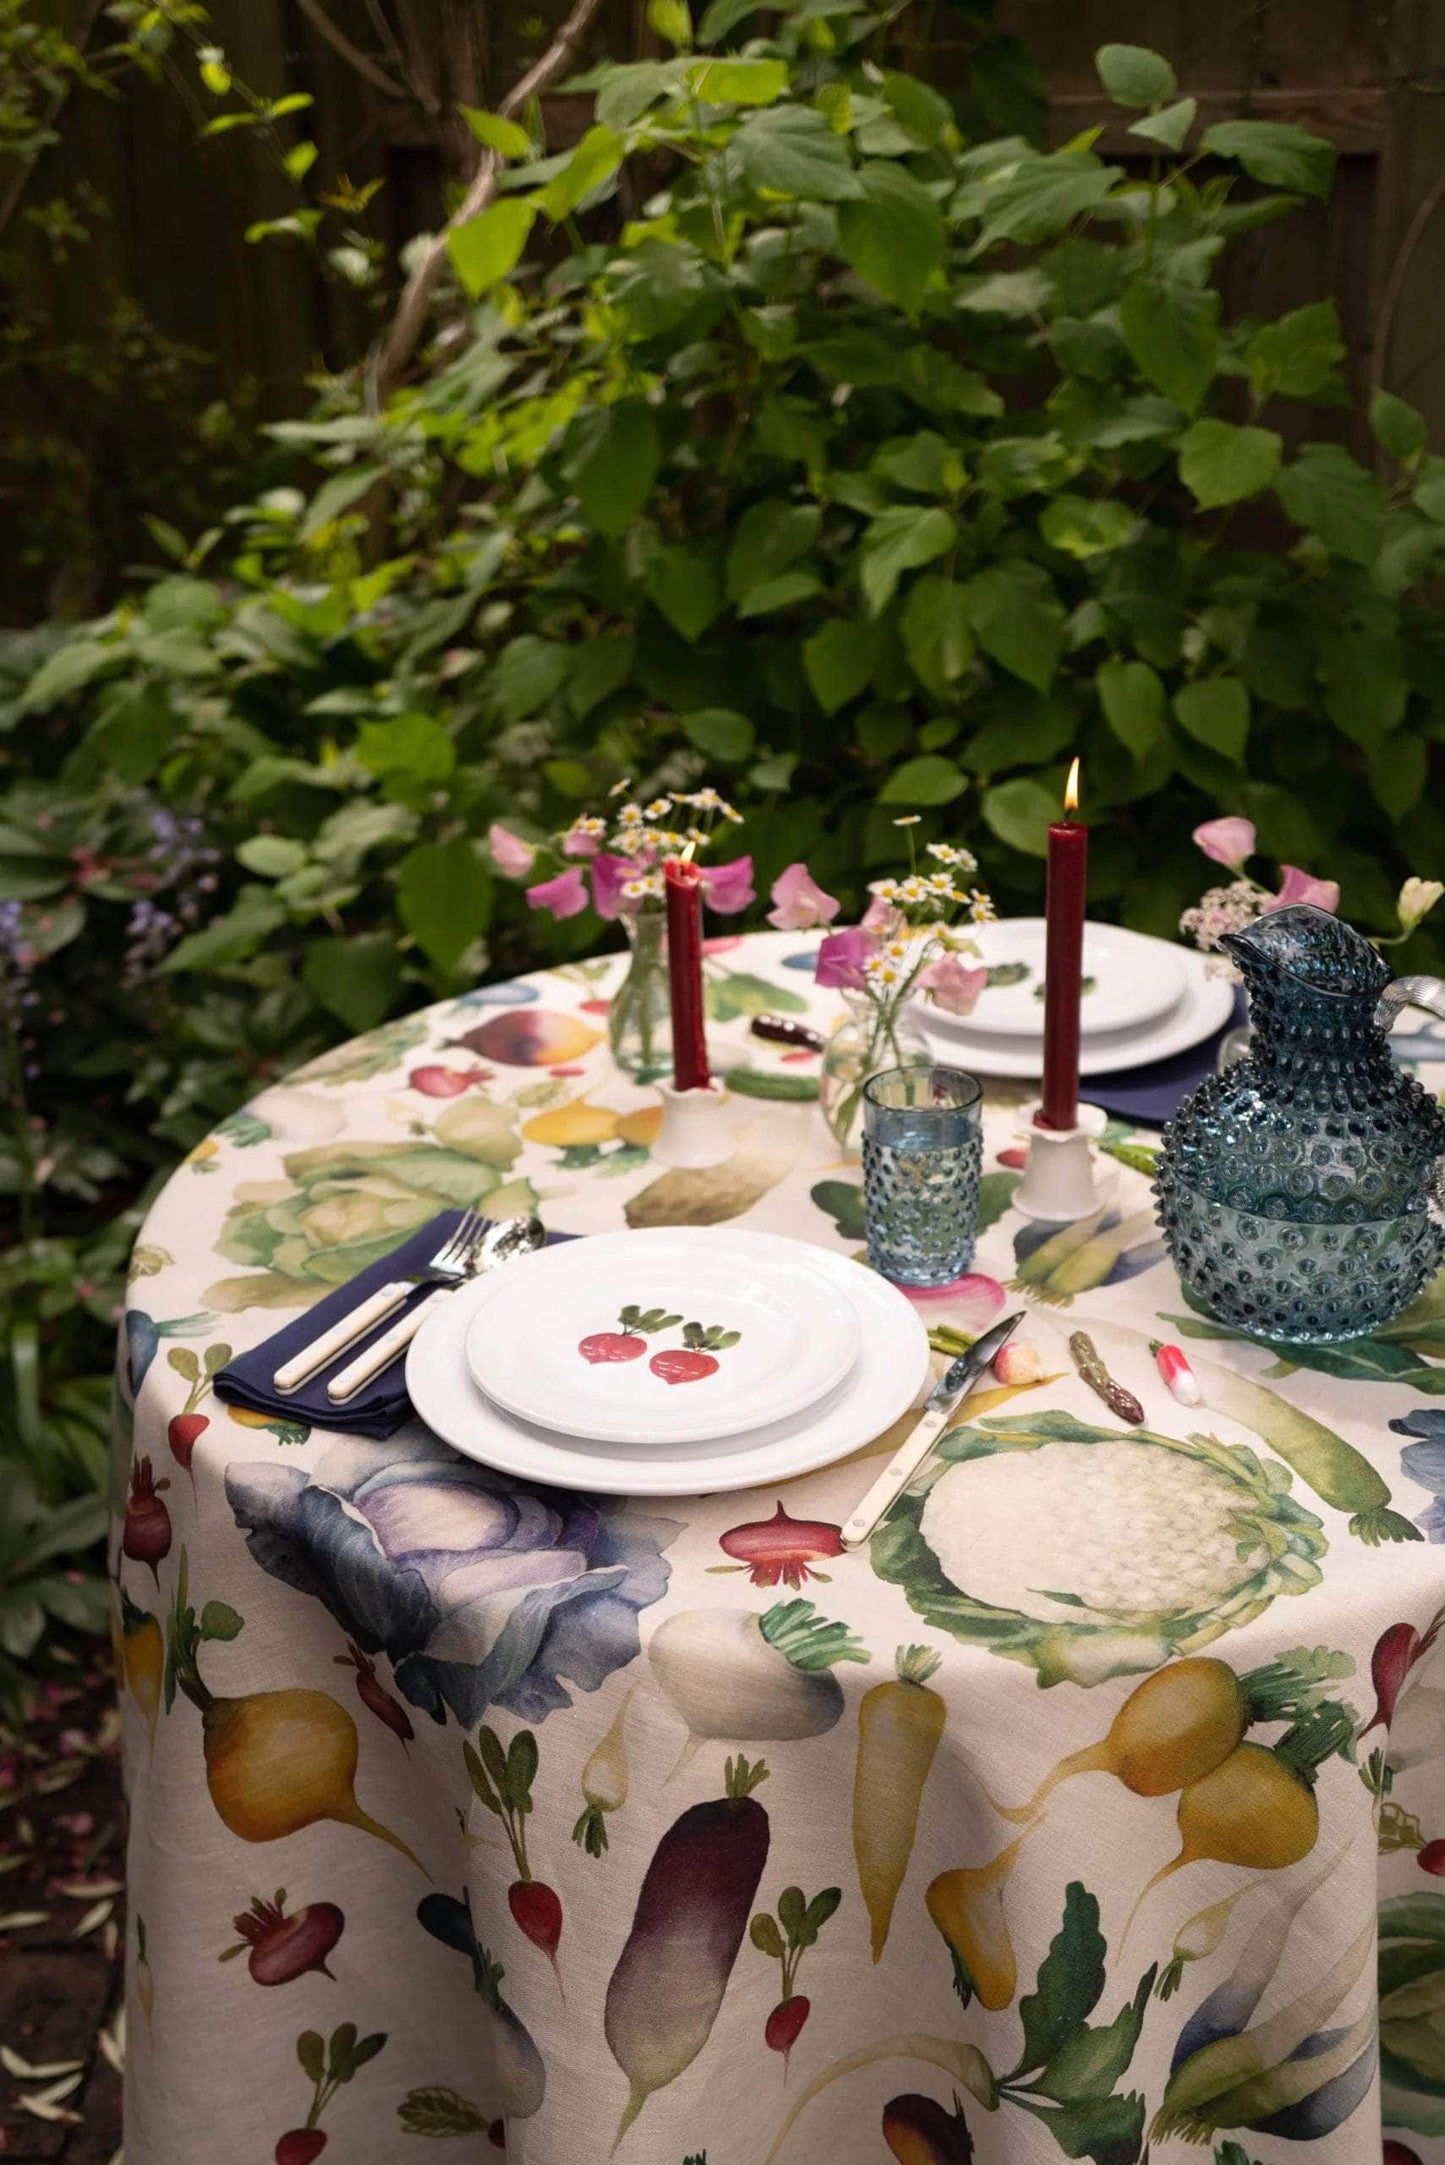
[650,1320,742,1386]
[579,1306,682,1366]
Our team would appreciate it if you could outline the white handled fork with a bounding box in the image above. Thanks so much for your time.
[272,1208,491,1395]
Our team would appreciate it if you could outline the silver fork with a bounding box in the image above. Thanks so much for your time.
[273,1208,490,1395]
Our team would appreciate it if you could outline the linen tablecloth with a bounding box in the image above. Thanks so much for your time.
[113,929,1445,2165]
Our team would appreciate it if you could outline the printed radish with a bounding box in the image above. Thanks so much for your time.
[580,1303,681,1365]
[1385,2145,1424,2165]
[990,1341,1042,1387]
[853,1647,946,1962]
[166,1555,424,1870]
[1418,1840,1445,1875]
[573,1690,633,1858]
[1362,1611,1444,1735]
[167,1412,208,1474]
[277,2020,387,2164]
[164,1341,228,1482]
[464,1725,564,1992]
[882,2091,976,2164]
[606,1754,771,2142]
[649,1600,871,1778]
[1150,1339,1201,1406]
[123,1457,172,1582]
[416,1893,546,2120]
[223,1893,344,1985]
[334,1642,414,1750]
[650,1319,742,1386]
[751,1883,840,2075]
[276,2132,326,2164]
[409,1065,487,1097]
[716,1503,845,1590]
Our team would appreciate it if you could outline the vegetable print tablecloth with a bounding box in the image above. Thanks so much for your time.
[113,929,1445,2165]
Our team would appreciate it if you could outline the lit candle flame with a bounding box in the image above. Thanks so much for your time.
[1064,757,1081,818]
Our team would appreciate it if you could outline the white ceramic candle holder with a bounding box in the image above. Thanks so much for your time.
[652,1080,733,1169]
[1013,1099,1108,1221]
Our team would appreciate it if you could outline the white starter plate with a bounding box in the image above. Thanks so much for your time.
[938,918,1189,1039]
[921,945,1236,1080]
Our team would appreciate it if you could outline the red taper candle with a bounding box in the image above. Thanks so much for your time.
[1036,757,1087,1131]
[664,855,710,1093]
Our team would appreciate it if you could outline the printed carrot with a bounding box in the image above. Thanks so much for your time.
[605,1754,771,2145]
[853,1645,947,1962]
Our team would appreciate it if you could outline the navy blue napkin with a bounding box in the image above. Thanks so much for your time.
[214,1211,572,1440]
[1087,989,1247,1128]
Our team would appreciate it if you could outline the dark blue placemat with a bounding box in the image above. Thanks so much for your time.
[215,1211,573,1439]
[1087,988,1247,1128]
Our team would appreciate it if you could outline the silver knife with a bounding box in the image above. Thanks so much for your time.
[841,1310,1025,1549]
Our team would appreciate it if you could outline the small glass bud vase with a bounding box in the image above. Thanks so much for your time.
[820,992,932,1156]
[608,911,672,1081]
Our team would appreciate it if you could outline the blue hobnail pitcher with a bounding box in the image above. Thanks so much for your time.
[1156,904,1445,1343]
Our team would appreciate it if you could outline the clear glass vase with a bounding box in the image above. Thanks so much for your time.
[820,992,932,1156]
[608,911,671,1081]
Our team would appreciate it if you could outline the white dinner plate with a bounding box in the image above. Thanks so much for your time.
[921,946,1235,1080]
[464,1229,861,1446]
[408,1245,931,1497]
[929,918,1188,1040]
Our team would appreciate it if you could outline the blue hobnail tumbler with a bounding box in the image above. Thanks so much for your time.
[862,1064,983,1288]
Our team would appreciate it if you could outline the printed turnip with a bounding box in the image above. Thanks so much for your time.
[650,1600,870,1777]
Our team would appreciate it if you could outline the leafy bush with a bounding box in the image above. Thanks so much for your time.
[4,24,1444,1663]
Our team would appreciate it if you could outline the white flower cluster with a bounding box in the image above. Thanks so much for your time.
[568,783,742,862]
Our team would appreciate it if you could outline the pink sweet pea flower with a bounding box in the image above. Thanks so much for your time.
[917,953,989,1018]
[589,853,635,921]
[1193,816,1256,869]
[563,824,602,859]
[526,866,588,920]
[488,821,536,878]
[700,855,755,915]
[767,862,841,932]
[815,925,875,990]
[1263,865,1340,915]
[861,892,895,931]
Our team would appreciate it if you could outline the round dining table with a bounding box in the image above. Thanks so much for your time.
[113,928,1445,2165]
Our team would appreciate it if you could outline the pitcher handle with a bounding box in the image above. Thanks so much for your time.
[1376,975,1445,1031]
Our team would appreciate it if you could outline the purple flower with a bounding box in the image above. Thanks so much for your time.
[488,822,536,878]
[767,862,840,931]
[1263,865,1340,914]
[1193,817,1256,868]
[589,852,637,921]
[525,866,588,920]
[917,953,988,1017]
[816,925,875,990]
[700,854,754,915]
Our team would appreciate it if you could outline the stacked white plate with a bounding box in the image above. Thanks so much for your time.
[407,1227,931,1496]
[915,918,1235,1079]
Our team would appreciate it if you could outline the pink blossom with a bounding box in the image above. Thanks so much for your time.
[700,855,755,915]
[526,866,589,920]
[589,852,635,921]
[917,953,989,1018]
[815,925,875,990]
[861,892,894,931]
[1193,816,1256,869]
[1263,865,1340,915]
[767,862,841,931]
[488,821,536,878]
[563,825,601,859]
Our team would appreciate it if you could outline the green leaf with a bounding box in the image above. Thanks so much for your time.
[1174,677,1250,762]
[1119,276,1220,414]
[236,835,308,879]
[158,887,286,974]
[687,57,786,105]
[750,1912,786,1959]
[538,125,624,220]
[397,840,493,974]
[736,568,823,617]
[901,576,975,698]
[881,73,953,151]
[1012,2089,1148,2165]
[463,1740,503,1813]
[1095,44,1176,108]
[811,1179,864,1241]
[1128,97,1196,151]
[1368,731,1426,815]
[199,1600,243,1642]
[859,506,955,615]
[564,402,661,539]
[1276,443,1386,564]
[726,501,822,607]
[167,1347,201,1382]
[805,1885,842,1932]
[1014,1881,1107,2076]
[493,635,572,722]
[879,755,967,807]
[681,708,754,763]
[1177,418,1283,509]
[303,934,403,1033]
[458,107,532,159]
[1096,657,1163,758]
[837,162,945,315]
[1371,388,1428,468]
[1200,118,1336,199]
[1039,495,1134,559]
[648,0,692,45]
[732,105,863,202]
[698,0,760,39]
[356,712,456,787]
[646,547,721,641]
[567,634,632,719]
[596,59,682,130]
[298,2031,326,2085]
[972,152,1121,252]
[1246,300,1345,402]
[1030,1968,1153,2104]
[983,775,1059,856]
[78,683,178,786]
[21,639,118,713]
[804,619,878,714]
[448,199,535,298]
[960,562,1064,691]
[506,1729,539,1811]
[1321,634,1409,744]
